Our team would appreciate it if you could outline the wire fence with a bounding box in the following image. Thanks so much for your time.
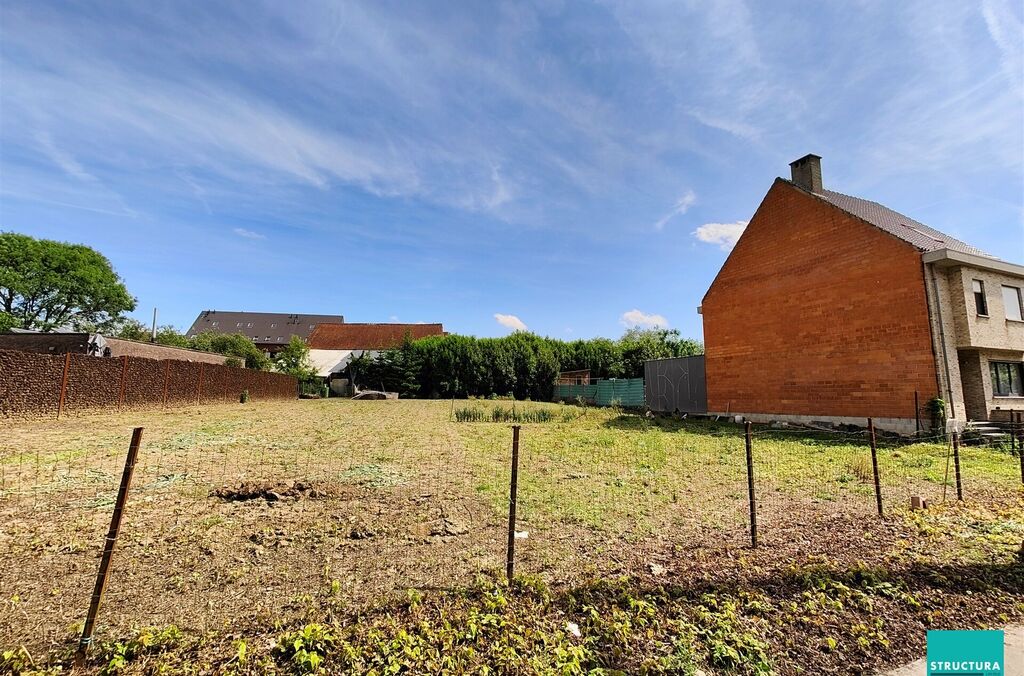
[2,401,1022,665]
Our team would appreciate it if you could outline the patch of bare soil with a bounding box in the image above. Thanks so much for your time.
[210,479,332,502]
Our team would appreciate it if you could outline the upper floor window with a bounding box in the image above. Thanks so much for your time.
[1002,285,1023,322]
[972,280,988,316]
[211,321,218,327]
[990,361,1024,397]
[271,323,277,328]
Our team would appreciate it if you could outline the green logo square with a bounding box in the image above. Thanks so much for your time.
[927,630,1004,675]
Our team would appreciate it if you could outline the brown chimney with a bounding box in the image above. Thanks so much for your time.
[789,154,823,193]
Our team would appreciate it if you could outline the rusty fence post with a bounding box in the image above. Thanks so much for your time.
[117,355,129,409]
[74,427,144,668]
[867,418,883,517]
[744,421,758,548]
[57,352,71,419]
[952,431,963,501]
[162,361,170,407]
[506,425,521,582]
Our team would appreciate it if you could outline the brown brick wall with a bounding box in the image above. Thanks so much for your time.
[0,334,228,364]
[702,180,939,420]
[0,333,92,355]
[0,349,296,418]
[103,337,228,365]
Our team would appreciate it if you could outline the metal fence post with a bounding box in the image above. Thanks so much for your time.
[57,352,71,419]
[506,425,521,582]
[74,427,144,668]
[117,355,129,409]
[867,418,883,516]
[952,431,963,501]
[744,421,758,548]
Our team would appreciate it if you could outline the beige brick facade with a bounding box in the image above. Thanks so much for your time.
[925,251,1024,422]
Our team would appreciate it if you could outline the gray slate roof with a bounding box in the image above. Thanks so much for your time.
[807,185,996,258]
[187,311,344,345]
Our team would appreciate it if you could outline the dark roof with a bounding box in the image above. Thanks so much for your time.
[785,180,996,258]
[308,323,445,350]
[187,311,344,345]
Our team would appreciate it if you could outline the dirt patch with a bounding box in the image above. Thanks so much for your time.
[210,480,326,502]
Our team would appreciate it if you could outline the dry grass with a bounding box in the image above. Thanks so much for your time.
[1,398,1021,668]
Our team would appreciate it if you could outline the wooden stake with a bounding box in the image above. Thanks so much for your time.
[506,425,521,582]
[74,427,144,668]
[868,418,883,516]
[744,421,758,548]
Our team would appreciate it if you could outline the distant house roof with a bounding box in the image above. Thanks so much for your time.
[186,311,344,345]
[307,323,445,350]
[785,179,997,258]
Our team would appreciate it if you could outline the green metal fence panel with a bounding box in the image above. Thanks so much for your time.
[556,378,645,406]
[555,383,599,402]
[595,378,645,407]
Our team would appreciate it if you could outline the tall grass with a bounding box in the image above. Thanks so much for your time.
[453,405,554,423]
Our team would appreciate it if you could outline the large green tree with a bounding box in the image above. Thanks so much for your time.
[0,232,136,331]
[189,331,272,370]
[275,335,317,381]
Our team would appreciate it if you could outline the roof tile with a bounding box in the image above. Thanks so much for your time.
[308,323,445,350]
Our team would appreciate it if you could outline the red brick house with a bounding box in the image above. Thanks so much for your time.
[700,154,1024,433]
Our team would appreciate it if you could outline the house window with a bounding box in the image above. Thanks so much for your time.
[277,336,283,342]
[990,361,1024,397]
[236,322,242,327]
[271,323,277,328]
[309,324,315,329]
[266,336,271,340]
[972,280,988,316]
[247,322,253,327]
[1003,285,1023,321]
[211,321,218,327]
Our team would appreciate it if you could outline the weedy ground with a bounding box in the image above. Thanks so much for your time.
[1,399,1022,674]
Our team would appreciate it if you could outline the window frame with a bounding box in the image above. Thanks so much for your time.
[1003,285,1023,322]
[990,361,1024,397]
[972,279,988,316]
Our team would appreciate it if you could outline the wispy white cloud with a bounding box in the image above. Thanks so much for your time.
[620,309,668,328]
[494,313,528,331]
[981,0,1023,94]
[232,227,266,240]
[653,189,697,230]
[34,131,96,182]
[693,221,747,250]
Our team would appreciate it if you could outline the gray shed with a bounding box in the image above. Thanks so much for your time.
[644,355,707,414]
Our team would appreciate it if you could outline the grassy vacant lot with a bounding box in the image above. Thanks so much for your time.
[1,398,1022,675]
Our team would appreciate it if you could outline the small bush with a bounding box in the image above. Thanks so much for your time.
[454,406,554,423]
[846,456,873,483]
[455,407,485,422]
[240,390,249,404]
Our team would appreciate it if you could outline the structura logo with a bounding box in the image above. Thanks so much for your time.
[927,630,1004,675]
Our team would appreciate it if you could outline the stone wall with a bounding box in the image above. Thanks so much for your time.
[0,349,296,418]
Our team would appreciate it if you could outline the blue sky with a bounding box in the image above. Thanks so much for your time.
[1,1,1022,341]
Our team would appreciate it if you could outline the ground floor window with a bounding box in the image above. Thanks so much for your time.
[990,361,1024,396]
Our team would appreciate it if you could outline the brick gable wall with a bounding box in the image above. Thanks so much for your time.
[702,180,939,421]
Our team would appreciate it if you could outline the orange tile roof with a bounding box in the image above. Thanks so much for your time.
[307,323,445,350]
